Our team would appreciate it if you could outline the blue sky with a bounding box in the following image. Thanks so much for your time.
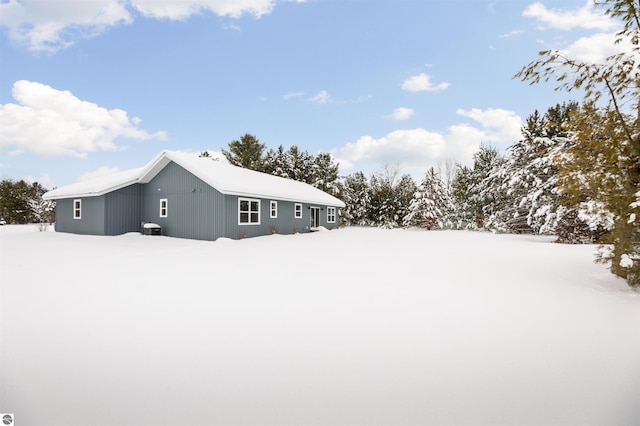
[0,0,625,187]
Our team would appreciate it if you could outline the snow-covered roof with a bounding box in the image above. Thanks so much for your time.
[43,150,345,207]
[42,167,144,200]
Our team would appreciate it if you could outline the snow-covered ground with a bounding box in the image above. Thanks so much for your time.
[1,225,638,426]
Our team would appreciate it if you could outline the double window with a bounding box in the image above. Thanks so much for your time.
[239,198,260,225]
[159,199,168,218]
[270,201,278,218]
[294,203,302,219]
[327,207,336,223]
[73,199,81,219]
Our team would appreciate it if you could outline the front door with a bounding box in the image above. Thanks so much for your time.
[310,207,320,228]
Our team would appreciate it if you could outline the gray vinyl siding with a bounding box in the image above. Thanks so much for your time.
[226,196,303,239]
[104,184,141,235]
[140,161,227,240]
[54,196,105,235]
[54,185,141,236]
[226,197,340,239]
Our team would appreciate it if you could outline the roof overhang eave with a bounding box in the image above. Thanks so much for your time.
[42,179,141,200]
[220,189,345,207]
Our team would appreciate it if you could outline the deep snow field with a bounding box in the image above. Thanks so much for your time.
[1,225,639,426]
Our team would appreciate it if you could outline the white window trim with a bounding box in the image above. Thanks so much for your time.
[294,203,302,219]
[270,201,278,218]
[73,199,81,220]
[239,198,261,225]
[327,207,336,223]
[159,198,168,218]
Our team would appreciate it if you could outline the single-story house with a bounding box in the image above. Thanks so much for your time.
[43,150,345,240]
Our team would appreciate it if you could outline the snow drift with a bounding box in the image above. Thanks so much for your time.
[1,226,638,425]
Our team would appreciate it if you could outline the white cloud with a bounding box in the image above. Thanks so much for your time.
[0,0,277,52]
[386,107,415,121]
[79,166,121,182]
[560,32,636,64]
[0,0,132,52]
[455,108,522,144]
[337,128,447,165]
[283,91,305,100]
[499,30,523,38]
[0,80,167,158]
[131,0,274,20]
[401,73,450,93]
[334,107,522,175]
[308,90,332,104]
[523,0,617,31]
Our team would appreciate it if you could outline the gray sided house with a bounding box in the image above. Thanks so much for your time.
[43,151,345,240]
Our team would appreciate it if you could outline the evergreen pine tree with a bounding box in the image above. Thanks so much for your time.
[284,145,314,184]
[451,145,503,230]
[311,152,340,196]
[342,172,371,226]
[403,168,453,230]
[222,133,266,171]
[516,0,640,285]
[263,145,290,179]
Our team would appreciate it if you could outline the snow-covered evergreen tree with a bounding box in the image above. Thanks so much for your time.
[366,165,415,228]
[311,152,340,197]
[342,171,371,226]
[263,145,290,179]
[482,103,592,239]
[394,174,418,227]
[370,173,398,228]
[452,145,503,230]
[28,197,55,224]
[403,168,453,230]
[451,164,475,229]
[515,0,640,286]
[555,103,640,283]
[0,179,55,224]
[284,145,314,184]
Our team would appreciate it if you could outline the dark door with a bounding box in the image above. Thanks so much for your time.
[310,207,320,228]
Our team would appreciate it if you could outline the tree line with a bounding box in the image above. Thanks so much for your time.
[0,180,55,224]
[217,98,637,287]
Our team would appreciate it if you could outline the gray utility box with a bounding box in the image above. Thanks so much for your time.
[142,223,161,235]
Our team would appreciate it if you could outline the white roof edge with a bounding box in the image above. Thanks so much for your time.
[137,150,172,183]
[42,167,145,200]
[43,179,140,200]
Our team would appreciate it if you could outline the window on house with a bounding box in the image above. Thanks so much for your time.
[327,207,336,223]
[73,199,81,219]
[239,198,260,225]
[294,203,302,218]
[270,201,278,218]
[160,198,168,218]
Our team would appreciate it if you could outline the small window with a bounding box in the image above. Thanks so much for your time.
[239,198,260,225]
[327,207,336,223]
[270,201,278,218]
[73,199,81,220]
[294,203,302,219]
[159,198,168,218]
